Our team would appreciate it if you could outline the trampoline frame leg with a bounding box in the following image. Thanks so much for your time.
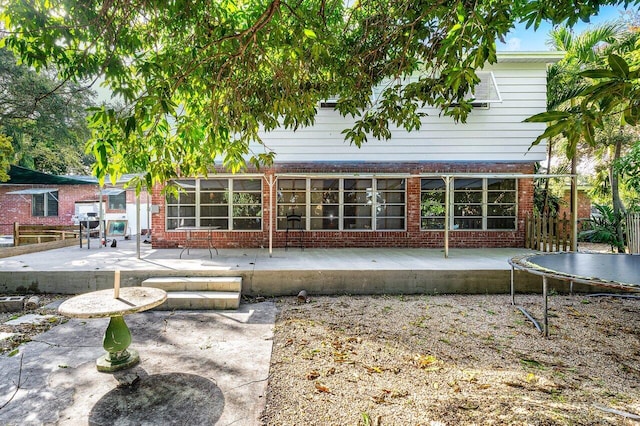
[542,276,549,337]
[510,266,515,305]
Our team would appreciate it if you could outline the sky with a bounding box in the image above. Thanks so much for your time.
[498,5,634,51]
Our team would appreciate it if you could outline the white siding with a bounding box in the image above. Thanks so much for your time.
[253,61,550,163]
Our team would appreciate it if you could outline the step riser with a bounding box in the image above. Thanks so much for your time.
[155,296,240,310]
[142,277,242,292]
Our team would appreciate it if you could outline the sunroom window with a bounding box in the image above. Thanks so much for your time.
[166,178,262,230]
[420,178,516,230]
[277,178,406,231]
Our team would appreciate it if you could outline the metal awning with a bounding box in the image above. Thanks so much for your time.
[7,188,58,195]
[101,188,125,195]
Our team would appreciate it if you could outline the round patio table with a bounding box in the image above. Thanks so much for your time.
[509,252,640,337]
[58,286,167,372]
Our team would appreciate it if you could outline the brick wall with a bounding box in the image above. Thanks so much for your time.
[151,162,536,249]
[0,185,97,235]
[557,189,591,223]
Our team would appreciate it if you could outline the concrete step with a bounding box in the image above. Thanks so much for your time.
[142,276,242,292]
[155,291,241,311]
[142,276,242,310]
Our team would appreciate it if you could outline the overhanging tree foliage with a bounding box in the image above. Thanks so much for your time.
[1,0,638,190]
[0,47,96,174]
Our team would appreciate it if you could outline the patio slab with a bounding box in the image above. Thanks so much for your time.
[0,301,275,425]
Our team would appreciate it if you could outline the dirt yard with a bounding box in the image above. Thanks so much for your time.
[261,293,640,425]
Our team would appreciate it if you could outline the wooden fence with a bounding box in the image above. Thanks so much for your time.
[626,213,640,254]
[525,213,573,252]
[12,223,79,246]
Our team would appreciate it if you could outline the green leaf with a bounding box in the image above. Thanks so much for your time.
[580,69,618,79]
[524,111,570,123]
[303,29,317,39]
[608,54,629,78]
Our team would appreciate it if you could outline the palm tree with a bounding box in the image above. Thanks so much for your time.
[541,22,638,249]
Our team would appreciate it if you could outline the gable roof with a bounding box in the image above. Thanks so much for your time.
[5,165,96,185]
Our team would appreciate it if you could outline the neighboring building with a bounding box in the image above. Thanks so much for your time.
[0,166,151,238]
[149,52,563,250]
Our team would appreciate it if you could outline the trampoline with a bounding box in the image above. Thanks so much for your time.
[509,252,640,337]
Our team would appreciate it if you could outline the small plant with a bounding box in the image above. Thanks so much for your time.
[579,203,625,252]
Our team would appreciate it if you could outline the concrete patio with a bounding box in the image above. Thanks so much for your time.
[0,238,550,296]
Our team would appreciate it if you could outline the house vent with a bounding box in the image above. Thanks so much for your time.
[319,97,339,108]
[469,72,501,104]
[449,72,501,109]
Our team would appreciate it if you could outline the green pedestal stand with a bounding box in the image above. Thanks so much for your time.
[96,315,140,372]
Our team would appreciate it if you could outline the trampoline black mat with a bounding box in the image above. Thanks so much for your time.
[523,253,640,287]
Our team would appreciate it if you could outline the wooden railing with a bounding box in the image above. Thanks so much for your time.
[525,213,573,252]
[12,223,80,246]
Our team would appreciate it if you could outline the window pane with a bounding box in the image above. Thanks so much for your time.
[421,179,445,190]
[378,179,405,190]
[201,192,228,204]
[233,218,262,230]
[487,179,515,190]
[108,192,126,210]
[234,179,261,191]
[311,204,339,218]
[487,217,516,229]
[378,205,405,217]
[376,217,404,229]
[487,191,516,203]
[201,218,228,229]
[344,192,368,203]
[454,218,483,229]
[233,205,262,217]
[454,204,482,216]
[178,192,196,204]
[233,192,261,204]
[278,179,306,190]
[200,179,228,190]
[174,218,196,228]
[179,206,196,217]
[310,217,339,230]
[344,205,371,216]
[311,179,339,190]
[200,206,228,217]
[454,191,482,203]
[487,205,516,216]
[344,179,371,190]
[344,218,371,230]
[422,191,445,204]
[380,192,405,203]
[278,191,306,203]
[422,218,445,229]
[47,192,58,216]
[32,194,44,216]
[454,178,483,190]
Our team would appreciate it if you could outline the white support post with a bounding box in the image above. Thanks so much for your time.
[444,176,451,259]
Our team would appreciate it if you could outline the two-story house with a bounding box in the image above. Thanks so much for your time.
[151,51,563,250]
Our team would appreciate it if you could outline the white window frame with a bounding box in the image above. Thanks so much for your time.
[32,191,58,217]
[277,177,406,231]
[166,178,262,231]
[420,177,517,231]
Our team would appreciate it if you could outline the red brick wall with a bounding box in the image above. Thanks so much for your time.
[151,162,536,249]
[557,189,591,222]
[0,185,98,235]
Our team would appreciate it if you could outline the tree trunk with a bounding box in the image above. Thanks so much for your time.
[611,137,626,252]
[542,137,554,215]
